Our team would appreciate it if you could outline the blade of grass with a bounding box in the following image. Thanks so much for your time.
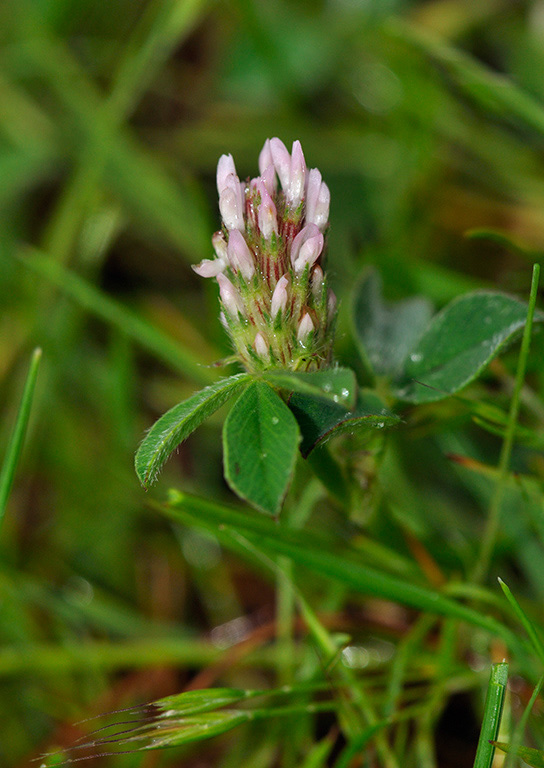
[160,491,527,656]
[0,347,41,525]
[472,662,508,768]
[472,264,540,582]
[498,578,544,666]
[11,25,210,263]
[503,673,544,768]
[0,638,293,677]
[218,527,400,768]
[388,20,544,136]
[299,736,335,768]
[21,250,216,386]
[383,614,437,718]
[16,0,211,263]
[108,0,209,119]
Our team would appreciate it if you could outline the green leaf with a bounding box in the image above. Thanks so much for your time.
[135,374,250,488]
[353,270,433,379]
[223,382,300,516]
[395,291,544,403]
[261,367,357,409]
[289,388,400,458]
[493,743,544,768]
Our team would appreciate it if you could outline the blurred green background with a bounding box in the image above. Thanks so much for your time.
[2,0,544,765]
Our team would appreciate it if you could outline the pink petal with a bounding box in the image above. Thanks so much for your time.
[287,140,306,207]
[258,139,274,176]
[271,275,289,318]
[217,273,244,316]
[227,229,255,281]
[269,137,291,191]
[254,332,269,360]
[192,258,226,278]
[216,154,237,195]
[297,313,314,342]
[290,223,323,274]
[258,181,278,240]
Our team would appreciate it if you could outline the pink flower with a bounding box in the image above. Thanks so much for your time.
[269,137,291,192]
[258,139,274,176]
[193,138,335,372]
[290,224,324,275]
[257,181,278,240]
[287,140,306,208]
[219,174,245,231]
[192,258,225,278]
[254,333,269,360]
[305,169,330,230]
[227,229,255,281]
[192,232,229,277]
[217,273,244,317]
[216,154,238,194]
[297,313,314,342]
[271,275,289,318]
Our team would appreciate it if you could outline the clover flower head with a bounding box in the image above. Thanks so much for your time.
[193,138,336,372]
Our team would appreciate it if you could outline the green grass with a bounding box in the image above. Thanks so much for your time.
[2,1,544,766]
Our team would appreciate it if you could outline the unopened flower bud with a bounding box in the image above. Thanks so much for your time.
[258,139,274,176]
[311,265,324,299]
[227,229,255,281]
[305,169,330,230]
[217,273,244,317]
[258,181,278,240]
[270,137,291,192]
[216,154,238,195]
[219,185,244,231]
[297,312,314,342]
[260,164,276,195]
[254,332,269,360]
[290,224,324,275]
[271,275,289,318]
[287,140,306,208]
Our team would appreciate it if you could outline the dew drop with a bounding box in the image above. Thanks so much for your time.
[271,416,279,425]
[260,452,268,459]
[323,383,332,392]
[375,422,385,428]
[340,388,350,399]
[409,352,422,363]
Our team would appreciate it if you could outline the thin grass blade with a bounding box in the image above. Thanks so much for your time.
[0,347,42,525]
[472,662,508,768]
